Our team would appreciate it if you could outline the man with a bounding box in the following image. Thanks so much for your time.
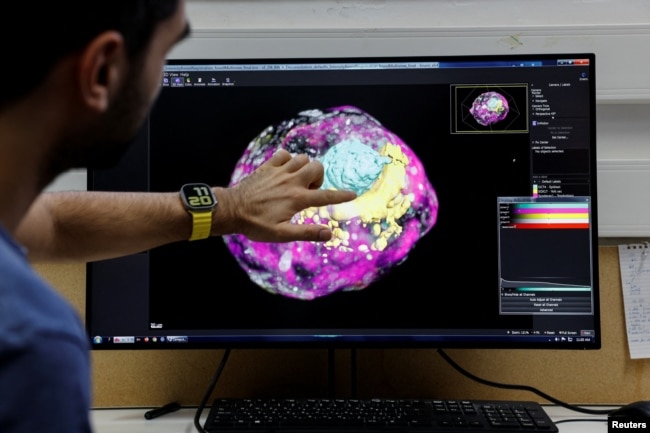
[0,2,354,432]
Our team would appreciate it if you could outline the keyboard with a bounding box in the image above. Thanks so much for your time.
[203,398,559,432]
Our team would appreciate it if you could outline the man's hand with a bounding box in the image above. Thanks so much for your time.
[217,149,356,242]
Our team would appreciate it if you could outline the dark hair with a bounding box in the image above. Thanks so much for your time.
[1,0,180,109]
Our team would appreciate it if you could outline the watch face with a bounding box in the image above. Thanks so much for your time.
[180,183,217,210]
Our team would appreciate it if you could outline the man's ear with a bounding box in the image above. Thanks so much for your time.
[77,31,125,112]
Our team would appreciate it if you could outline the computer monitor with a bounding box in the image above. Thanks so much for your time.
[86,53,600,350]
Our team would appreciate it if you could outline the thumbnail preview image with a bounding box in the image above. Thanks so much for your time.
[223,105,439,300]
[452,84,528,133]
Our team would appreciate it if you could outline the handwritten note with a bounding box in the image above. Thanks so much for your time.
[618,243,650,359]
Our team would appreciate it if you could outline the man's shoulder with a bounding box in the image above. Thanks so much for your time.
[0,231,87,351]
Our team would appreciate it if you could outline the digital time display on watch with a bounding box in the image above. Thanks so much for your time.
[180,183,217,209]
[179,183,217,241]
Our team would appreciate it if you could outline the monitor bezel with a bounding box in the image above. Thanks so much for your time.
[85,53,600,351]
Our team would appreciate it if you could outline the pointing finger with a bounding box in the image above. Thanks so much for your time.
[267,149,292,166]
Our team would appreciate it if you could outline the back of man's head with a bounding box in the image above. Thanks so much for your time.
[0,1,179,111]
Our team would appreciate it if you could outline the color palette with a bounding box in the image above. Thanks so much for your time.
[511,202,589,229]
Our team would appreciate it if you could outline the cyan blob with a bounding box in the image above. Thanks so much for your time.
[320,139,390,195]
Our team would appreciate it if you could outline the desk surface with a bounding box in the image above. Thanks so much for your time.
[91,406,611,433]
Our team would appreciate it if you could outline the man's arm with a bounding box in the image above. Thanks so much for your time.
[16,190,186,262]
[15,150,356,263]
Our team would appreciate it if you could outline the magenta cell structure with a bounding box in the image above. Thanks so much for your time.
[469,91,509,126]
[224,106,439,300]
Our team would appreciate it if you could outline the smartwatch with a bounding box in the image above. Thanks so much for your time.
[179,183,218,241]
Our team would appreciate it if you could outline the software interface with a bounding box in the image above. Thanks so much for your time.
[87,54,598,348]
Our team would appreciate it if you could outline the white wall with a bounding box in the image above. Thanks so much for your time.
[184,0,648,29]
[50,0,650,237]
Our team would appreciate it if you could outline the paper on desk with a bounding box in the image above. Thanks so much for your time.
[618,243,650,359]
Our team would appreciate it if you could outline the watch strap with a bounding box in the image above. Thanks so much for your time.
[188,209,213,241]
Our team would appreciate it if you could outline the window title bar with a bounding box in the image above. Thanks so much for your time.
[164,59,589,73]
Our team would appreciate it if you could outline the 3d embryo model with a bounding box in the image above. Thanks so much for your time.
[469,91,509,126]
[224,106,439,300]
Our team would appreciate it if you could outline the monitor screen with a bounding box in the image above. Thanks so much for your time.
[86,53,600,350]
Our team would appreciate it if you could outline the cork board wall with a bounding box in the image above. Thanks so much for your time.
[35,245,649,407]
